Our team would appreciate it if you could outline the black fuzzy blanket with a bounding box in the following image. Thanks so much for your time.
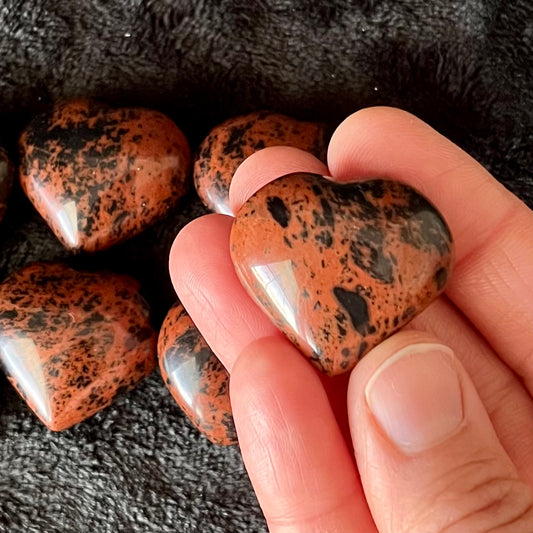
[0,1,532,531]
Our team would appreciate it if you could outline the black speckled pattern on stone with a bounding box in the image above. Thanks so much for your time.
[231,172,454,376]
[0,1,531,531]
[19,99,191,252]
[193,111,330,215]
[158,302,237,446]
[0,262,157,430]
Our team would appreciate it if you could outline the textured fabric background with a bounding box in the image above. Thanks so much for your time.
[0,1,532,531]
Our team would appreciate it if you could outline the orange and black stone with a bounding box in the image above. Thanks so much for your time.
[19,99,191,252]
[0,262,157,431]
[230,173,454,376]
[193,111,329,214]
[0,147,13,223]
[158,302,237,446]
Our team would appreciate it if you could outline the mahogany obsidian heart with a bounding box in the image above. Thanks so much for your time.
[193,111,328,215]
[230,172,453,376]
[0,262,157,430]
[158,302,236,446]
[19,99,191,252]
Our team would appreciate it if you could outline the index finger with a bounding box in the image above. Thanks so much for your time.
[328,107,533,392]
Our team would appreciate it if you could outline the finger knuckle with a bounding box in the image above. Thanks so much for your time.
[447,478,533,532]
[425,455,533,533]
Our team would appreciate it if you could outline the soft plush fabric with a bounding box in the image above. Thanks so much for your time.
[0,1,531,531]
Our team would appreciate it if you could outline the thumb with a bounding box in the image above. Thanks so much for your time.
[348,330,533,533]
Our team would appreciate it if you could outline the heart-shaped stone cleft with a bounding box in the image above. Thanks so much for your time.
[230,172,453,376]
[19,99,191,252]
[0,262,157,430]
[158,302,237,446]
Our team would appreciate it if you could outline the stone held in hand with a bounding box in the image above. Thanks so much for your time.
[0,147,14,224]
[158,302,237,446]
[19,99,191,252]
[193,110,329,215]
[230,172,454,376]
[0,262,157,431]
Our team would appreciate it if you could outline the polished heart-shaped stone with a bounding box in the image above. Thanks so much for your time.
[230,173,453,376]
[194,111,328,214]
[0,263,157,430]
[19,99,191,252]
[0,147,14,224]
[158,302,236,446]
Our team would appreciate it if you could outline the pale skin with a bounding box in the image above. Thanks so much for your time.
[170,107,533,532]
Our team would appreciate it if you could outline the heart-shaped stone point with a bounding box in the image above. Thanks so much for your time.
[230,173,453,376]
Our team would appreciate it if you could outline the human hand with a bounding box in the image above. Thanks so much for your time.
[170,107,533,532]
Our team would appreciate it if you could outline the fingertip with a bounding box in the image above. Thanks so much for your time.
[327,106,439,180]
[229,146,329,214]
[169,213,233,293]
[325,105,515,265]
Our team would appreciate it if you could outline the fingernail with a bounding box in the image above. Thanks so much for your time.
[365,344,464,454]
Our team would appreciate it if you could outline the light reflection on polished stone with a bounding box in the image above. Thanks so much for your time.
[0,262,157,431]
[193,111,328,215]
[158,302,237,446]
[250,260,319,355]
[18,99,191,252]
[231,173,454,376]
[251,260,299,332]
[0,336,53,424]
[167,357,203,419]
